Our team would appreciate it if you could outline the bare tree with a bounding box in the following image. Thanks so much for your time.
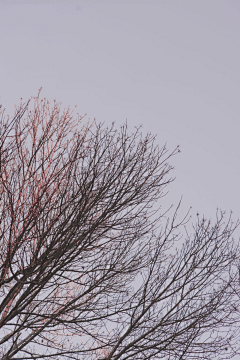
[0,93,240,360]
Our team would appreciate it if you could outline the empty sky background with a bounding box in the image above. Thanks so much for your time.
[0,1,240,232]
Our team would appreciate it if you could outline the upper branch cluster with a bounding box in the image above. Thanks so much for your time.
[0,94,239,360]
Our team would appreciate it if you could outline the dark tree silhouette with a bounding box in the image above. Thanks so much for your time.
[0,93,240,360]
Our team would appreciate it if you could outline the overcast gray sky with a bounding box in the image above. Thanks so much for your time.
[0,0,240,228]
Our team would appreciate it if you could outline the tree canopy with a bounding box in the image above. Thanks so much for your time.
[0,94,240,360]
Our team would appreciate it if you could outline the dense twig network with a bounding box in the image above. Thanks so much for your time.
[0,93,240,360]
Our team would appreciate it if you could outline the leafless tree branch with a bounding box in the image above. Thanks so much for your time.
[0,93,240,360]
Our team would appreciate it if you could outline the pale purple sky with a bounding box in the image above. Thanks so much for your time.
[0,1,240,227]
